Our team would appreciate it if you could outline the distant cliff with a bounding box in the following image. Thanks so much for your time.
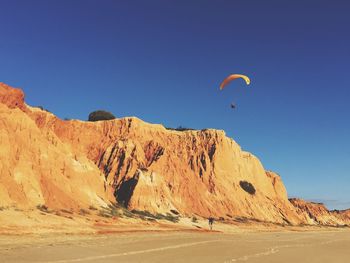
[289,198,350,226]
[0,82,349,227]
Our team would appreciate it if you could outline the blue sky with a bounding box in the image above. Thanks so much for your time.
[1,0,349,209]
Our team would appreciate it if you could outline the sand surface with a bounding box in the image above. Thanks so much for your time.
[1,229,349,262]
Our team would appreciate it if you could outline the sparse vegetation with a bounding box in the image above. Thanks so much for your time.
[192,216,198,223]
[79,209,90,216]
[88,205,98,211]
[108,205,123,217]
[60,209,73,214]
[98,210,113,218]
[36,204,48,212]
[88,110,116,122]
[139,166,149,172]
[166,126,196,131]
[49,203,180,223]
[120,208,136,218]
[97,204,136,219]
[239,180,256,195]
[54,211,62,217]
[234,217,249,223]
[36,106,51,113]
[36,204,53,213]
[98,206,118,218]
[131,210,155,218]
[161,213,180,223]
[170,209,179,215]
[131,210,179,223]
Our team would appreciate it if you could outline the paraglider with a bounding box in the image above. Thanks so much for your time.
[219,74,251,109]
[219,74,250,90]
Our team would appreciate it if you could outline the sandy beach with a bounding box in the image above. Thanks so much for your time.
[1,229,349,263]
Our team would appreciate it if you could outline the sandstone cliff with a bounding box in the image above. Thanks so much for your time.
[0,83,109,211]
[0,82,349,227]
[289,198,350,226]
[29,108,303,224]
[331,209,350,223]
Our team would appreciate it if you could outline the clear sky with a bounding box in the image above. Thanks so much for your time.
[1,0,349,209]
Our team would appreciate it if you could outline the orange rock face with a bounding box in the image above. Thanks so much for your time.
[0,86,109,211]
[331,209,350,223]
[0,82,26,111]
[289,198,349,226]
[32,116,303,224]
[0,82,349,226]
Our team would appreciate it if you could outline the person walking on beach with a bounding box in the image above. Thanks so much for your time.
[208,217,214,230]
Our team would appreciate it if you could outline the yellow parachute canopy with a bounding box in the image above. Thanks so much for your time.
[219,74,250,90]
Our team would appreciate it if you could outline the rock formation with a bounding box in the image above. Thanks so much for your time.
[0,82,349,227]
[0,83,26,111]
[0,83,108,211]
[289,198,350,226]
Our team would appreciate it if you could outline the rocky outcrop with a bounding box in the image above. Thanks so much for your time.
[31,114,305,224]
[289,198,349,226]
[0,82,26,112]
[331,209,350,223]
[0,87,109,210]
[0,82,349,227]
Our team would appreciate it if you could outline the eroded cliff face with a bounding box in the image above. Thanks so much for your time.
[331,209,350,223]
[29,112,304,224]
[0,83,109,210]
[289,198,349,226]
[0,83,26,112]
[0,82,349,226]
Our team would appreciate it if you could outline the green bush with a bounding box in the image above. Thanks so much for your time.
[88,110,116,122]
[36,106,51,113]
[166,126,195,131]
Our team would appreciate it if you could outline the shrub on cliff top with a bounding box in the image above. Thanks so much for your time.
[88,110,116,122]
[239,181,256,195]
[166,126,195,131]
[36,106,51,113]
